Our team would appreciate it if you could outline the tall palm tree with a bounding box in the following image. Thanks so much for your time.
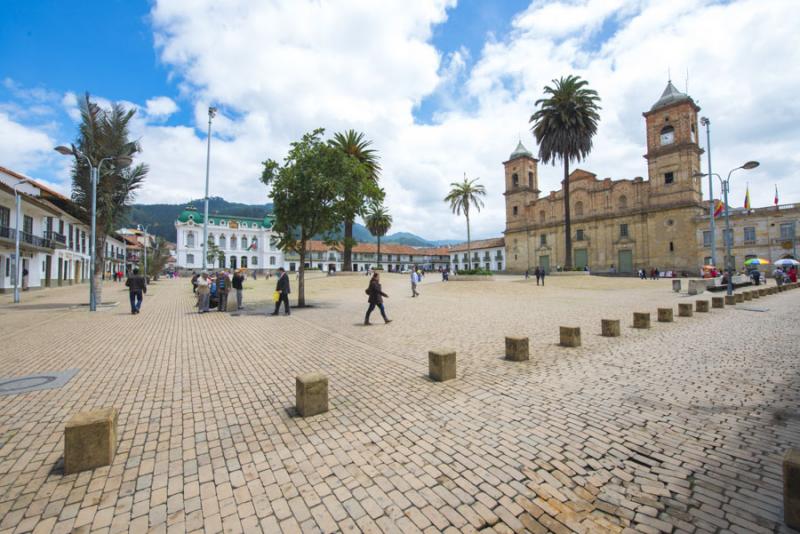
[365,204,392,269]
[331,130,381,271]
[530,75,601,269]
[444,174,486,270]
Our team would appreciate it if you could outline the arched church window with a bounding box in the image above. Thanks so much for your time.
[575,201,584,217]
[208,234,215,246]
[660,125,675,145]
[619,195,627,209]
[512,173,519,188]
[219,235,226,249]
[186,232,195,248]
[241,236,248,250]
[528,172,533,188]
[231,236,237,250]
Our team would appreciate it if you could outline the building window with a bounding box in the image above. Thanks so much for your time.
[512,173,519,187]
[187,254,194,265]
[576,229,584,241]
[22,215,33,236]
[703,231,712,247]
[230,236,237,250]
[241,236,248,250]
[539,210,545,223]
[723,229,733,246]
[618,195,627,209]
[0,206,9,228]
[251,237,258,250]
[81,231,86,253]
[540,234,547,246]
[528,172,534,188]
[270,256,276,265]
[660,125,675,145]
[620,224,629,238]
[664,172,674,184]
[512,206,518,216]
[251,256,258,265]
[704,256,712,266]
[743,227,756,243]
[780,222,795,240]
[669,241,674,252]
[208,234,215,246]
[575,201,584,217]
[187,232,195,247]
[219,235,226,249]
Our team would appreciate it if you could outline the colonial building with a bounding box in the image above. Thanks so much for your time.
[449,238,505,272]
[285,241,451,273]
[174,206,283,271]
[504,81,707,274]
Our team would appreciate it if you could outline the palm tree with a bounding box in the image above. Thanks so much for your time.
[69,93,148,304]
[444,174,486,270]
[331,130,381,271]
[530,75,601,269]
[365,204,392,269]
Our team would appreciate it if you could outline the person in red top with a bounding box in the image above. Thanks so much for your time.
[790,267,798,283]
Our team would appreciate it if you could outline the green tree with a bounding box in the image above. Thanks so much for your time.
[262,129,366,306]
[530,75,601,269]
[444,174,486,270]
[330,130,383,271]
[206,241,224,268]
[67,93,148,304]
[365,204,392,269]
[146,237,170,280]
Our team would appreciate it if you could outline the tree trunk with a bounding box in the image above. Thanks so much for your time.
[466,210,471,271]
[343,219,353,271]
[563,161,572,269]
[298,246,306,307]
[377,235,381,269]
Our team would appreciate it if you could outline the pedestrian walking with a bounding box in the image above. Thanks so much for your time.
[364,272,391,325]
[525,269,529,280]
[232,269,245,309]
[271,267,291,316]
[539,268,545,286]
[534,267,541,286]
[196,272,210,313]
[125,267,147,315]
[410,269,420,297]
[217,271,230,312]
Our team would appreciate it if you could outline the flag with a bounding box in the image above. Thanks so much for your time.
[713,199,724,218]
[249,242,257,250]
[774,185,779,206]
[744,185,751,210]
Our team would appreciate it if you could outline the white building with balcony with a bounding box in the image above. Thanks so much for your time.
[449,237,506,272]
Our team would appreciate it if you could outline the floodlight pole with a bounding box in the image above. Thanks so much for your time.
[202,106,217,270]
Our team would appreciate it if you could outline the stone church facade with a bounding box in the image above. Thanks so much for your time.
[504,81,706,274]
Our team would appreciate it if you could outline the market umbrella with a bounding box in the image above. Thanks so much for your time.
[774,258,799,267]
[744,258,770,266]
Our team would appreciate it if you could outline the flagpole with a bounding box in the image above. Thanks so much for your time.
[701,117,716,266]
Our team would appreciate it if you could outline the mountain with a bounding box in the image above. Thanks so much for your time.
[126,198,455,247]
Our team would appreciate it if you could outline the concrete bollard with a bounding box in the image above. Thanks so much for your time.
[296,373,328,417]
[65,408,119,475]
[601,319,621,337]
[657,307,673,322]
[712,297,724,309]
[688,279,706,295]
[672,280,681,292]
[759,288,767,297]
[559,327,581,347]
[725,295,736,305]
[735,293,744,303]
[695,300,710,313]
[751,290,760,299]
[678,303,693,317]
[505,337,529,362]
[785,449,800,529]
[633,312,650,329]
[428,349,456,381]
[743,291,753,301]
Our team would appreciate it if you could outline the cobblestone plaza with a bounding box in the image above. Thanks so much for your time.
[1,274,798,533]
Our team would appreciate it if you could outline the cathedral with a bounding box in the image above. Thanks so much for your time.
[504,81,705,274]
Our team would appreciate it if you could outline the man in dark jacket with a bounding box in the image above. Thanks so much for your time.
[271,267,291,316]
[125,267,147,314]
[364,272,391,325]
[232,269,245,309]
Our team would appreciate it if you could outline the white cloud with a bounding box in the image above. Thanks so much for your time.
[0,112,56,173]
[145,96,179,118]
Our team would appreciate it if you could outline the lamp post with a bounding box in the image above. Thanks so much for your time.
[695,161,759,296]
[202,106,218,270]
[55,146,132,311]
[12,179,33,304]
[700,117,716,266]
[138,224,149,280]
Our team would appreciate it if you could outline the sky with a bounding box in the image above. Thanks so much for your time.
[2,0,799,240]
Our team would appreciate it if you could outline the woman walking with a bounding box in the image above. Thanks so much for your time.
[364,272,392,325]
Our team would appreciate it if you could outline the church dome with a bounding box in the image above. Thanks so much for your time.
[177,205,203,223]
[650,81,693,111]
[509,140,533,160]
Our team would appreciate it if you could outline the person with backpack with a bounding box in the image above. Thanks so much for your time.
[364,272,391,325]
[125,267,147,314]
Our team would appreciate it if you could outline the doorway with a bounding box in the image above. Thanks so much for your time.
[241,256,247,269]
[574,249,588,270]
[538,255,550,273]
[45,255,52,287]
[230,256,237,270]
[618,250,633,273]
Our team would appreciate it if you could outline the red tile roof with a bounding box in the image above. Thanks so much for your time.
[448,237,505,252]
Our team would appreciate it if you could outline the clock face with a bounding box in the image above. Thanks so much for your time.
[660,130,674,145]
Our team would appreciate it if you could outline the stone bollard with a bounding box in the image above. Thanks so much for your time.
[735,293,744,303]
[725,295,736,305]
[696,300,710,313]
[759,288,767,297]
[296,373,328,417]
[429,349,456,381]
[785,449,800,529]
[688,279,706,295]
[559,327,581,347]
[743,291,753,301]
[505,337,529,362]
[678,303,693,317]
[601,319,621,337]
[633,312,650,329]
[672,280,681,292]
[65,408,119,475]
[657,308,673,322]
[712,297,724,309]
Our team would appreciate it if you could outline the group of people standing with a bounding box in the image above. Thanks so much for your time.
[189,268,291,315]
[638,268,660,280]
[524,267,547,285]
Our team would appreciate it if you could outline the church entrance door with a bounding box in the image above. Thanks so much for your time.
[618,250,633,273]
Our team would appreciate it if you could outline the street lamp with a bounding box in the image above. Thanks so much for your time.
[138,224,149,280]
[55,145,132,311]
[202,106,217,271]
[12,178,33,304]
[694,160,760,296]
[700,117,716,266]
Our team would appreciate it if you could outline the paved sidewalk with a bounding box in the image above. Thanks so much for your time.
[0,276,798,533]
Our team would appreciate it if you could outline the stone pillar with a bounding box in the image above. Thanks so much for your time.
[296,373,328,417]
[725,295,736,305]
[505,337,529,362]
[759,288,767,297]
[678,303,693,317]
[601,319,620,337]
[559,327,581,347]
[64,408,119,475]
[657,308,673,322]
[672,280,681,292]
[735,293,744,303]
[712,297,724,308]
[633,312,650,329]
[743,291,753,301]
[695,300,710,312]
[751,290,760,299]
[429,349,456,382]
[785,449,800,529]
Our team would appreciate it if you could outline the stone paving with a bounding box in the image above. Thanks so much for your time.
[0,274,799,533]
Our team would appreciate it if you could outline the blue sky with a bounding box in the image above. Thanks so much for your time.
[1,0,798,240]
